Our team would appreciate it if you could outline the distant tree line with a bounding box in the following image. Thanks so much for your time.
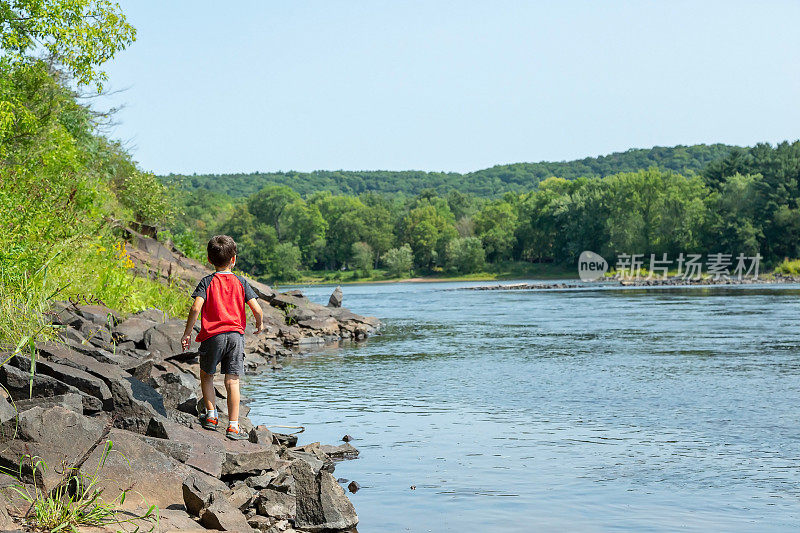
[168,141,800,281]
[165,144,735,198]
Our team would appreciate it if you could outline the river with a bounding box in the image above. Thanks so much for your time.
[244,281,800,532]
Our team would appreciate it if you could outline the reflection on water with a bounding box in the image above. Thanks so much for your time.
[244,281,800,532]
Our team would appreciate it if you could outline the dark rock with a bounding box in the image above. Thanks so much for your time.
[267,468,294,494]
[273,432,298,448]
[327,286,343,308]
[49,301,82,327]
[88,428,215,511]
[148,370,197,411]
[0,406,108,490]
[77,318,114,345]
[347,481,360,493]
[342,434,353,442]
[245,471,278,490]
[74,304,120,326]
[320,442,360,459]
[0,363,101,413]
[293,458,358,531]
[133,307,168,323]
[199,493,253,531]
[57,327,87,345]
[182,474,217,516]
[0,397,15,424]
[224,483,257,511]
[12,393,83,415]
[115,317,157,344]
[221,446,279,477]
[256,488,295,520]
[124,358,154,382]
[249,425,274,446]
[142,321,186,357]
[247,514,273,532]
[109,376,167,433]
[289,443,335,475]
[140,435,192,463]
[12,356,112,411]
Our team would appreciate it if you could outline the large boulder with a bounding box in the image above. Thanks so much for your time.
[87,428,224,511]
[74,304,120,327]
[115,317,158,345]
[143,321,186,358]
[319,443,360,459]
[0,397,15,424]
[292,459,358,531]
[256,488,295,520]
[182,475,252,531]
[110,376,167,433]
[11,356,112,411]
[0,406,108,490]
[147,417,275,479]
[11,393,83,415]
[0,363,102,413]
[327,286,343,308]
[148,369,198,412]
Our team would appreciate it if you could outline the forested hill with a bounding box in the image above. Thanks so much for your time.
[165,143,735,198]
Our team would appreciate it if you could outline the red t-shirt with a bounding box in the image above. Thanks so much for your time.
[191,271,258,342]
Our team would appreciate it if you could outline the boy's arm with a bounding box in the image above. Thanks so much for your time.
[247,299,263,334]
[181,296,205,350]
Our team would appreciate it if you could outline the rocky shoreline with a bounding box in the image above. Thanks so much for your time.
[0,232,380,532]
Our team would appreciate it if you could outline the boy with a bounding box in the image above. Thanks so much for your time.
[180,235,263,440]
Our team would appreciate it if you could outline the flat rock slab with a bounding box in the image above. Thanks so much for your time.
[147,418,278,479]
[88,428,225,511]
[115,317,157,344]
[0,406,108,490]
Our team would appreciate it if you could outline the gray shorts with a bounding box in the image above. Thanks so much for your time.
[198,331,245,376]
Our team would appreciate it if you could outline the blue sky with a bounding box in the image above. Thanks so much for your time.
[100,1,800,175]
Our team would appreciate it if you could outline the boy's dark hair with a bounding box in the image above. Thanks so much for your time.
[207,235,237,268]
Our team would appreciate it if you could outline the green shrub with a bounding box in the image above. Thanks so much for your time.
[774,258,800,276]
[445,237,485,274]
[351,241,373,276]
[381,244,413,278]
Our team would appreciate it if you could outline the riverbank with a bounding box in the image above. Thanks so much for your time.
[0,232,380,532]
[285,262,576,286]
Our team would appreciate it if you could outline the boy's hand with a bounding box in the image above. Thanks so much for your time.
[254,322,263,335]
[180,334,192,351]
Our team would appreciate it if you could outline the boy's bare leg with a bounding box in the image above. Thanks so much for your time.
[200,369,216,413]
[225,374,240,423]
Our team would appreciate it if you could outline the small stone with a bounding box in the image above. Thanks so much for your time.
[342,434,353,442]
[347,481,360,493]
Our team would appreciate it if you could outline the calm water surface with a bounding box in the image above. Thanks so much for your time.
[244,281,800,532]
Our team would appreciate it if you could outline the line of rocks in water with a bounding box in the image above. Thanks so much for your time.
[0,288,379,532]
[461,283,581,290]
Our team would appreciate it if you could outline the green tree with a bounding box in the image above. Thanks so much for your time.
[281,199,326,267]
[473,200,518,261]
[118,171,175,226]
[445,237,485,274]
[269,242,300,281]
[381,244,413,277]
[0,0,136,89]
[401,203,457,269]
[247,185,300,239]
[351,241,373,275]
